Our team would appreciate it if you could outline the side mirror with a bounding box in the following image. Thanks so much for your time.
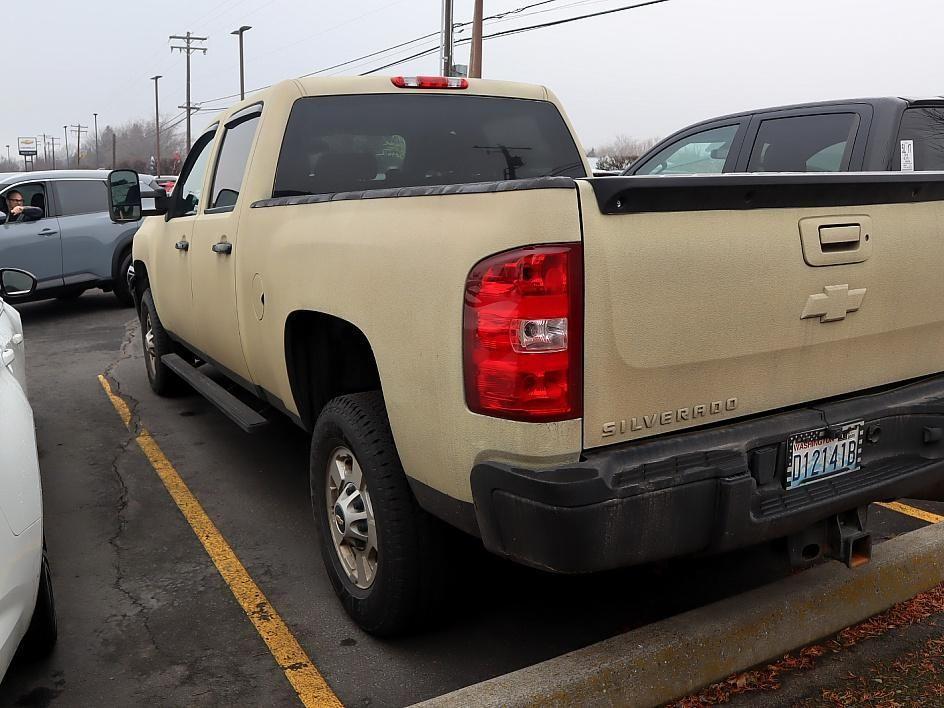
[108,169,143,222]
[108,169,169,222]
[0,268,37,299]
[0,212,6,225]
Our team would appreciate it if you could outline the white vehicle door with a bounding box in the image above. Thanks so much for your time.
[0,297,41,535]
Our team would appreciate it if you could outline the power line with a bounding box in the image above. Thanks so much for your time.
[360,0,669,75]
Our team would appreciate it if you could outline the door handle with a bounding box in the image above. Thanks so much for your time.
[1,348,14,367]
[212,241,233,255]
[819,224,861,252]
[38,228,58,237]
[174,240,189,251]
[799,216,873,267]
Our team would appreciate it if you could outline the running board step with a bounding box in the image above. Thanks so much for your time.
[161,353,269,433]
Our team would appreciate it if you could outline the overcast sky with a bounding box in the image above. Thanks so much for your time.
[2,0,942,158]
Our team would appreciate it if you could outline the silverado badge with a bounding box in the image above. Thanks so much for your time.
[801,284,867,323]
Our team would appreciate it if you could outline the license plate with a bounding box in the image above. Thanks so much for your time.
[786,421,864,489]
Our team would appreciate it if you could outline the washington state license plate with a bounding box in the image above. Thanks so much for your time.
[786,421,864,489]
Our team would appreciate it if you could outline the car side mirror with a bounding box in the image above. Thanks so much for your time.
[0,268,37,299]
[0,212,6,225]
[108,169,169,222]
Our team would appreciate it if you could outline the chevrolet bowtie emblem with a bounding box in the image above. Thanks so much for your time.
[801,284,867,322]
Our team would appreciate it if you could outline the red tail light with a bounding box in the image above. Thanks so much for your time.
[391,76,469,89]
[463,244,583,422]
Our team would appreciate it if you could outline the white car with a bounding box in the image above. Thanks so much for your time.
[0,268,56,680]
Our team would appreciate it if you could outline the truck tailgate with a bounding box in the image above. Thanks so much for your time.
[578,173,944,449]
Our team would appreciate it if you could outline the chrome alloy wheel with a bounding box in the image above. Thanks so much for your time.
[326,446,378,589]
[142,310,157,376]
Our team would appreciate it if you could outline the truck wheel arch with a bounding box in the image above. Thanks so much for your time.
[284,311,382,431]
[131,260,150,310]
[110,229,137,283]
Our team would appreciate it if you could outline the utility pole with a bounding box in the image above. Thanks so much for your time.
[112,133,117,169]
[231,26,251,101]
[5,145,9,162]
[440,0,454,77]
[40,134,48,165]
[93,113,100,167]
[48,136,61,170]
[151,75,162,173]
[170,31,208,151]
[63,126,70,169]
[470,0,483,78]
[70,124,88,167]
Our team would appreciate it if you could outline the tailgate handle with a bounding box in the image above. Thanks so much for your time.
[819,224,861,252]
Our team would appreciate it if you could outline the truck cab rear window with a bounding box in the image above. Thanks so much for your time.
[272,94,585,197]
[897,107,944,171]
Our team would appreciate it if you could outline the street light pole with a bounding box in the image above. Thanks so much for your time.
[93,113,100,167]
[440,0,454,77]
[231,25,251,101]
[151,75,162,173]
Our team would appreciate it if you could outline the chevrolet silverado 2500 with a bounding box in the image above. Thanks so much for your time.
[108,76,944,635]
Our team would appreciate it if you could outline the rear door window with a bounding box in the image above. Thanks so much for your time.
[57,180,108,216]
[746,113,859,172]
[896,107,944,170]
[272,94,585,197]
[632,125,739,175]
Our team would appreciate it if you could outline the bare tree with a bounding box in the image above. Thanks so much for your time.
[594,135,660,172]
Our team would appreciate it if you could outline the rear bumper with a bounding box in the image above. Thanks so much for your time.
[471,375,944,573]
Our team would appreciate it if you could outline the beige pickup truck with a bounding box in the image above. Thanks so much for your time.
[107,75,944,635]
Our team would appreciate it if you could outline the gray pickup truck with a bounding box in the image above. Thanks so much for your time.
[0,169,141,305]
[626,96,944,176]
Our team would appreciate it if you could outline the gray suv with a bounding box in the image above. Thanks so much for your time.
[0,170,141,305]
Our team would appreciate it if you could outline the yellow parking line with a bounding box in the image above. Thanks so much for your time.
[877,501,944,525]
[98,375,342,708]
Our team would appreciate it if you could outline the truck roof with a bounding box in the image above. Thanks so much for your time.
[682,96,944,126]
[208,76,555,131]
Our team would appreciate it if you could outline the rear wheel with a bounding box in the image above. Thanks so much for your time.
[113,251,134,307]
[311,392,445,636]
[139,289,183,396]
[20,549,57,660]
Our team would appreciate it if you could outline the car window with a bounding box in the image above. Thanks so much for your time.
[0,182,48,221]
[209,114,261,209]
[58,180,108,216]
[272,94,585,197]
[175,132,216,216]
[747,113,858,172]
[633,125,738,175]
[897,107,944,170]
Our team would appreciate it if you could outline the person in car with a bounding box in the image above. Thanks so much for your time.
[3,191,43,222]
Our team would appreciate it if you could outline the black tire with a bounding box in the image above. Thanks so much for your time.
[139,289,183,396]
[20,549,57,660]
[113,250,134,307]
[311,392,445,636]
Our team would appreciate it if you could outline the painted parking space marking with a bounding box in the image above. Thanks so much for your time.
[877,501,944,525]
[98,375,342,708]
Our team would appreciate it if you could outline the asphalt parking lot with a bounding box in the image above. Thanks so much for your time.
[1,291,941,707]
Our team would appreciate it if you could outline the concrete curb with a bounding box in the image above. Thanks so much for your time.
[414,522,944,708]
